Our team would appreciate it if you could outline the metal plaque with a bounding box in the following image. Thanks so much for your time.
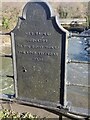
[11,2,67,107]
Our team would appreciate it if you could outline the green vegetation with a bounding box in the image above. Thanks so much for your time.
[0,109,47,120]
[2,6,20,32]
[2,17,9,29]
[0,109,38,120]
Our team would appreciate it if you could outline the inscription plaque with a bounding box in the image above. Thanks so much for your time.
[11,2,67,106]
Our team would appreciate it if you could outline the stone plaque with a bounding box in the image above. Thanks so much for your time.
[11,2,67,106]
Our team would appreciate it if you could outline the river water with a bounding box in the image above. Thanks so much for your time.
[0,32,90,115]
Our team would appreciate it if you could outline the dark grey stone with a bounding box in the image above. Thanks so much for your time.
[11,2,66,107]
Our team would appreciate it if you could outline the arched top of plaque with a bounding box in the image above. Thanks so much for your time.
[12,0,68,34]
[22,1,51,20]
